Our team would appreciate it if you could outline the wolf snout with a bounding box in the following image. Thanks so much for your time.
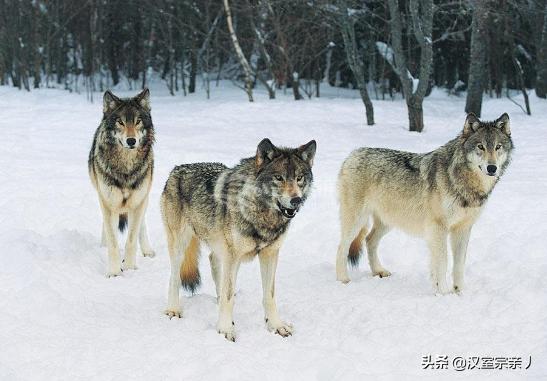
[486,164,497,176]
[126,138,137,148]
[290,197,302,207]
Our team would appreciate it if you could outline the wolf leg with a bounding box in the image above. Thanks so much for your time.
[259,247,293,337]
[138,198,155,257]
[217,251,240,342]
[100,223,107,247]
[99,199,122,277]
[366,216,391,278]
[427,225,450,295]
[165,226,192,318]
[336,210,367,283]
[123,202,147,271]
[450,225,472,293]
[209,252,221,300]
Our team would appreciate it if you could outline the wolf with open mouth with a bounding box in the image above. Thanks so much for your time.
[161,138,316,341]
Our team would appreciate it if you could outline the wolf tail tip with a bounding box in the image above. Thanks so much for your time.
[181,274,201,294]
[348,250,361,267]
[118,214,128,232]
[180,235,201,294]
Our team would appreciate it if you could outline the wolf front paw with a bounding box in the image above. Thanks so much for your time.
[106,267,123,277]
[218,329,236,342]
[337,275,351,284]
[142,249,156,258]
[165,309,182,319]
[266,319,293,337]
[121,259,137,271]
[217,323,236,342]
[434,281,451,295]
[372,268,392,278]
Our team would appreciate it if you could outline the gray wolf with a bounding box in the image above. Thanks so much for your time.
[161,138,316,341]
[336,113,513,294]
[88,89,155,277]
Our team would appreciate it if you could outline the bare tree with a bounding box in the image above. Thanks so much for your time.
[224,0,254,102]
[247,0,276,99]
[335,1,374,125]
[465,0,490,117]
[386,0,433,132]
[535,1,547,98]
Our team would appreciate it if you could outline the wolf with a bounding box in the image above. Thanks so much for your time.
[336,113,513,294]
[88,89,155,277]
[161,138,316,341]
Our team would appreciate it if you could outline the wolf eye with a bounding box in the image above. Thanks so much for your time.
[477,144,485,151]
[274,175,284,181]
[296,175,303,182]
[116,118,124,126]
[136,118,142,124]
[495,144,502,150]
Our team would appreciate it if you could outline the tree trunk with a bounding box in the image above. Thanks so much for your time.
[31,1,41,88]
[387,0,432,132]
[338,4,375,125]
[248,1,276,99]
[536,2,547,98]
[189,40,197,94]
[407,97,424,132]
[465,0,490,116]
[223,0,254,102]
[291,72,303,100]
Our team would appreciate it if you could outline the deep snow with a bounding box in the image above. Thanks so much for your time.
[0,83,545,380]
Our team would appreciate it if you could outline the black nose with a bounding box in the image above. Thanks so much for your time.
[290,197,302,207]
[487,165,497,174]
[126,138,136,146]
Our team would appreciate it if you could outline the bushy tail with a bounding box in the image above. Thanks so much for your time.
[348,227,367,267]
[180,235,201,293]
[118,213,128,232]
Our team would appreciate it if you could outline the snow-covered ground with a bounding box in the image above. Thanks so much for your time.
[0,82,545,380]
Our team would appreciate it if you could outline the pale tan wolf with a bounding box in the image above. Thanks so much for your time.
[336,113,513,294]
[88,89,155,277]
[161,138,316,341]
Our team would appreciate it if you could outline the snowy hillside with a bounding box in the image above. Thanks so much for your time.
[0,83,545,380]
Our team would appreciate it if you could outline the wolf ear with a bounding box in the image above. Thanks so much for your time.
[463,113,480,137]
[135,88,151,111]
[103,90,121,114]
[256,138,277,168]
[496,113,511,136]
[298,140,317,167]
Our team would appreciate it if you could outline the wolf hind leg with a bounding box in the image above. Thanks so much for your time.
[427,224,450,295]
[366,215,391,278]
[161,190,194,318]
[164,223,194,318]
[336,204,368,283]
[348,226,368,267]
[100,223,107,247]
[209,252,221,300]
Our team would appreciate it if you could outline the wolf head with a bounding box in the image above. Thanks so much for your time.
[102,89,154,150]
[462,112,513,177]
[255,138,316,219]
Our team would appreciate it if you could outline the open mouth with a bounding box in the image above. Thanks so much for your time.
[276,201,297,219]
